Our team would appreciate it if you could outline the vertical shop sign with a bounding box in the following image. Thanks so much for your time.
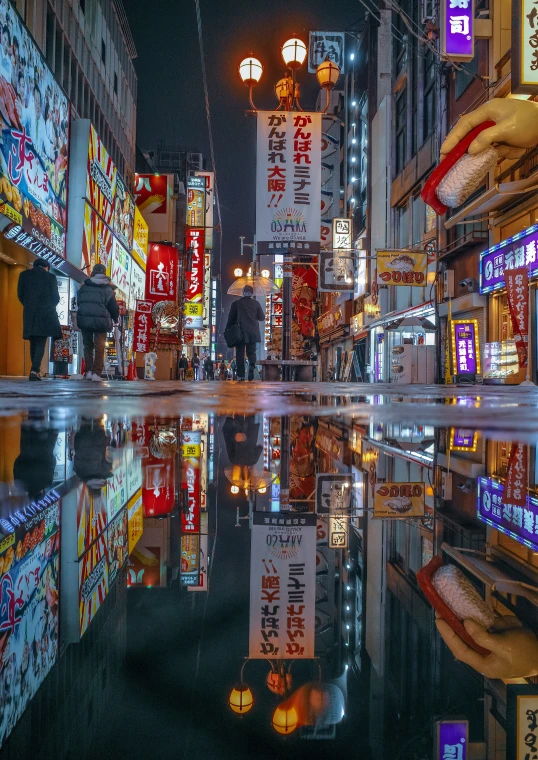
[505,267,529,368]
[134,174,173,236]
[113,173,135,250]
[145,243,178,303]
[512,0,538,94]
[436,721,468,760]
[503,442,528,508]
[132,206,149,268]
[450,319,481,375]
[185,228,205,303]
[256,111,322,254]
[86,124,117,225]
[507,685,538,760]
[186,176,206,228]
[441,0,474,61]
[308,32,345,72]
[194,171,215,249]
[249,512,316,658]
[109,238,131,298]
[134,300,152,353]
[182,455,201,532]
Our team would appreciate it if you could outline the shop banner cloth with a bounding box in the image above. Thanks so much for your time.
[502,442,528,508]
[134,300,152,353]
[249,512,316,658]
[505,267,529,368]
[256,112,321,255]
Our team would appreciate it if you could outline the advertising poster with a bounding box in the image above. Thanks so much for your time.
[0,499,60,750]
[182,455,201,532]
[109,237,131,299]
[134,173,173,235]
[186,176,206,228]
[107,508,128,586]
[145,243,178,303]
[106,459,128,524]
[51,325,73,362]
[181,534,200,574]
[184,301,203,329]
[81,201,113,272]
[129,259,146,311]
[249,512,316,659]
[450,319,481,375]
[127,546,161,588]
[256,111,322,254]
[113,173,135,250]
[127,491,143,554]
[194,170,214,249]
[377,250,427,286]
[142,458,175,517]
[478,477,538,552]
[373,482,425,518]
[132,206,149,268]
[0,0,69,257]
[79,532,108,637]
[86,124,116,225]
[185,228,205,303]
[506,267,529,368]
[77,483,108,558]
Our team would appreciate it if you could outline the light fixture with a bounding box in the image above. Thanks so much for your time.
[272,705,298,735]
[351,138,357,144]
[239,57,263,87]
[351,100,357,107]
[234,267,243,277]
[315,59,341,90]
[231,485,239,494]
[351,156,356,163]
[261,269,270,278]
[281,37,307,69]
[351,176,357,182]
[229,683,254,714]
[274,76,292,101]
[350,198,355,203]
[258,486,267,494]
[351,122,356,127]
[350,52,355,60]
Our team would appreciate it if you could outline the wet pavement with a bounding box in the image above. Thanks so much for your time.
[0,383,537,759]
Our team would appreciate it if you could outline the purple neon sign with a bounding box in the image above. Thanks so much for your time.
[437,721,468,760]
[480,223,538,293]
[454,322,477,374]
[478,477,538,552]
[453,430,475,448]
[442,0,474,60]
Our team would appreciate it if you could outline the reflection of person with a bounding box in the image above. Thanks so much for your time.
[178,354,188,381]
[204,356,214,380]
[222,416,263,466]
[76,264,120,382]
[225,285,265,381]
[13,416,58,498]
[436,615,538,679]
[73,418,112,491]
[192,352,200,380]
[17,258,62,381]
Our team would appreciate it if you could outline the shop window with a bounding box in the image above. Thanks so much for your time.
[412,193,424,246]
[423,48,436,141]
[114,71,118,96]
[45,6,55,70]
[455,55,478,99]
[101,38,106,65]
[397,202,409,248]
[54,21,62,78]
[396,88,407,175]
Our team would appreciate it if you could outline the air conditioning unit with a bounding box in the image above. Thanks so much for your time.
[443,270,454,299]
[422,0,435,22]
[441,471,452,501]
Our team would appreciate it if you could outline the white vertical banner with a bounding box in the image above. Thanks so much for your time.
[256,111,322,255]
[249,512,316,659]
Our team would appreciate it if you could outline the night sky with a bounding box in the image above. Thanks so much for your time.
[124,0,363,293]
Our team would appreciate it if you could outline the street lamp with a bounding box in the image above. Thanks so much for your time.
[228,682,254,714]
[261,269,270,278]
[281,37,307,69]
[272,704,299,735]
[234,267,243,277]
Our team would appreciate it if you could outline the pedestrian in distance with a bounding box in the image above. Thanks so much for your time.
[17,258,63,381]
[231,358,237,380]
[192,352,200,380]
[225,284,264,381]
[204,355,214,380]
[178,354,189,380]
[76,263,120,382]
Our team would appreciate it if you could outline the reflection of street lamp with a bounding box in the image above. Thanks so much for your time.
[261,269,270,278]
[234,267,243,277]
[272,704,298,735]
[228,682,254,715]
[230,485,240,494]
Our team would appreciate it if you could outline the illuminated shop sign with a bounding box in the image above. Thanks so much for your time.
[480,223,538,293]
[451,319,480,375]
[478,476,538,552]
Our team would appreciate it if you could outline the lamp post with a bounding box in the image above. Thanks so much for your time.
[238,37,341,380]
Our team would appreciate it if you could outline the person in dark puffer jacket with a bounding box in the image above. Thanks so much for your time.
[76,263,120,382]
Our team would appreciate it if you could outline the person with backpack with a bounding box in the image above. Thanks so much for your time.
[76,263,119,381]
[225,285,264,381]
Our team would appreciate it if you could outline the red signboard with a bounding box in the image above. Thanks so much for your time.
[505,267,529,369]
[134,300,152,353]
[145,243,178,303]
[185,228,205,303]
[142,457,175,517]
[181,457,201,532]
[502,442,528,508]
[134,174,169,214]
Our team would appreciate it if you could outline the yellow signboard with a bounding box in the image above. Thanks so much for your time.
[373,482,425,518]
[132,206,148,270]
[182,443,201,457]
[377,250,427,287]
[183,302,203,317]
[127,490,144,553]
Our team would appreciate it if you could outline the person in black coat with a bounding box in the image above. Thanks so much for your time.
[225,285,265,381]
[76,263,120,382]
[13,415,59,498]
[17,258,62,381]
[73,418,113,491]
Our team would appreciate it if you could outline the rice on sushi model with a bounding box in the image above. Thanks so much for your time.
[421,121,497,215]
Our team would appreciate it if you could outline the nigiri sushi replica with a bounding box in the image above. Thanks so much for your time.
[417,556,493,655]
[421,121,497,215]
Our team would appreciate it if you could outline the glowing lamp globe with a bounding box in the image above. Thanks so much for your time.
[272,704,298,734]
[229,683,254,714]
[275,77,292,101]
[231,485,240,495]
[316,59,341,90]
[261,269,270,278]
[258,486,267,494]
[234,267,243,277]
[282,38,307,69]
[239,57,263,87]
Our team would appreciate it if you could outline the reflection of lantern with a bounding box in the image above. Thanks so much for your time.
[229,683,254,714]
[266,670,292,696]
[231,485,239,495]
[272,704,298,734]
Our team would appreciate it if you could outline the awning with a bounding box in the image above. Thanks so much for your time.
[366,300,435,330]
[384,316,436,331]
[319,327,349,344]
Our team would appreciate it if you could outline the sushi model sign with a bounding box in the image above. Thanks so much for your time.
[377,250,427,286]
[373,482,425,518]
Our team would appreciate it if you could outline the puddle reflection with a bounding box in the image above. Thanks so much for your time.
[0,409,537,758]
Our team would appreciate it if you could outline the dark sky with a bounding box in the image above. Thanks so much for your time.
[124,0,363,292]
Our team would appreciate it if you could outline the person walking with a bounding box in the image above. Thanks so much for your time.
[192,352,200,380]
[225,285,264,381]
[17,258,63,381]
[76,263,119,382]
[231,358,237,381]
[178,354,189,380]
[204,355,214,380]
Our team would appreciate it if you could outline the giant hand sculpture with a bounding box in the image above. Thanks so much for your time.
[436,616,538,679]
[422,98,538,214]
[441,98,538,160]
